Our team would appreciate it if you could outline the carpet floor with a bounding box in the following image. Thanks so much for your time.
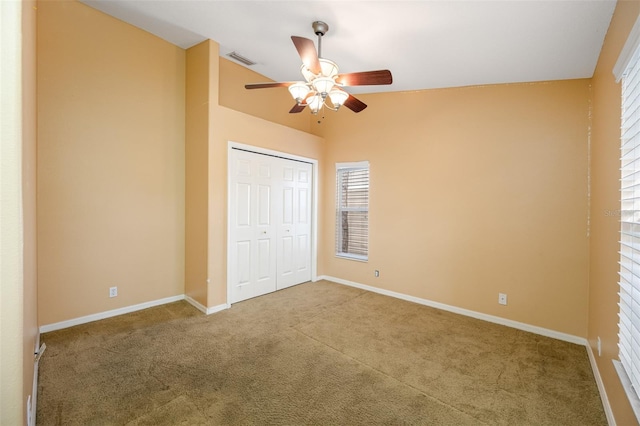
[37,280,606,425]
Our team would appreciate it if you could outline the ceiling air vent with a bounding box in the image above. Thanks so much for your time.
[227,51,256,66]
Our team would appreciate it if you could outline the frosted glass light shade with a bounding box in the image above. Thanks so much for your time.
[312,77,335,95]
[288,82,310,102]
[307,94,323,113]
[328,88,349,107]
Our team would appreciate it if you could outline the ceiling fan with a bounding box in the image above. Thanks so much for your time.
[245,21,393,115]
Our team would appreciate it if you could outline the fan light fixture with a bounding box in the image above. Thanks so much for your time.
[288,83,310,103]
[287,24,346,114]
[244,20,393,117]
[308,94,323,113]
[328,88,349,107]
[289,74,347,114]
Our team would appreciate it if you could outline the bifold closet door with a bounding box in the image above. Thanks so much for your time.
[276,158,312,289]
[229,149,312,304]
[229,150,278,303]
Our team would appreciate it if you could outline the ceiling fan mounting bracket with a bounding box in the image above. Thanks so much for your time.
[312,21,329,37]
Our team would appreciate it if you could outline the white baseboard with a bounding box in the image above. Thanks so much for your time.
[318,275,587,346]
[319,276,617,419]
[39,295,185,333]
[318,276,617,419]
[586,344,616,426]
[185,295,229,315]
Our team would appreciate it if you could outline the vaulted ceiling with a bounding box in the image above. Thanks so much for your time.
[82,0,617,94]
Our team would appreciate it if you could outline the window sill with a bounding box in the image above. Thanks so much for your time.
[336,253,368,262]
[614,360,640,423]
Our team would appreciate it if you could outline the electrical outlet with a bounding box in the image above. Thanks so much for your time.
[498,293,507,305]
[374,270,380,277]
[597,336,602,357]
[109,286,118,298]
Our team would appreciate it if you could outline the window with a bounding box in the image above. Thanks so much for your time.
[336,162,369,261]
[617,16,640,418]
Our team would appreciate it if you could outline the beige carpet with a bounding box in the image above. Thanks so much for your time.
[37,280,606,425]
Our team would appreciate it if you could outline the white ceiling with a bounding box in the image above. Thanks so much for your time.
[81,0,617,94]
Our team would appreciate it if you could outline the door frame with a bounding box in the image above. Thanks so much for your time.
[226,141,319,306]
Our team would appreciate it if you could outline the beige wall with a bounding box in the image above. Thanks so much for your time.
[36,0,324,322]
[207,107,325,306]
[219,57,311,133]
[1,0,38,423]
[185,40,212,307]
[37,0,186,325]
[1,1,24,416]
[187,40,325,308]
[35,1,640,421]
[316,80,591,338]
[23,0,38,422]
[590,1,640,424]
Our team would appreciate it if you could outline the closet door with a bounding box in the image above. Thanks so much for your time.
[228,150,278,303]
[229,149,313,303]
[277,158,312,289]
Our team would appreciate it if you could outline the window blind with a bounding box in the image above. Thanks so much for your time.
[619,40,640,402]
[336,162,369,260]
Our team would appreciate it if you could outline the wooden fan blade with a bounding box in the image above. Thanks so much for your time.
[336,70,393,86]
[291,36,321,75]
[245,82,293,90]
[289,103,306,114]
[343,94,367,113]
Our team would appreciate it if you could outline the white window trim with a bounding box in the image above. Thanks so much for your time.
[614,360,640,421]
[614,14,640,82]
[336,252,368,262]
[616,13,640,424]
[335,161,369,261]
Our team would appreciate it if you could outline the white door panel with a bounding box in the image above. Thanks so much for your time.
[281,236,293,274]
[229,151,277,303]
[257,238,271,280]
[297,234,309,271]
[229,149,312,302]
[298,188,308,223]
[257,185,270,225]
[277,158,312,290]
[236,241,251,285]
[236,183,250,226]
[282,187,293,224]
